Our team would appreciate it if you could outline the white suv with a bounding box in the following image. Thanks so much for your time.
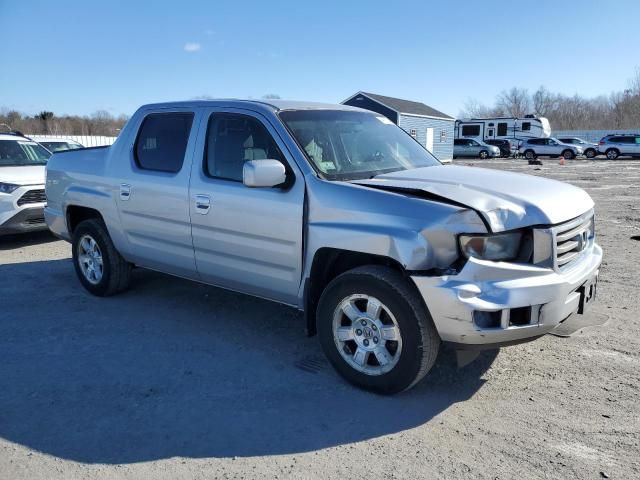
[519,137,583,160]
[0,132,51,235]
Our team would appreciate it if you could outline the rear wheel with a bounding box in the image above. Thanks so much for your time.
[562,149,575,160]
[72,219,132,296]
[606,148,619,160]
[479,150,489,159]
[317,265,440,394]
[524,150,536,160]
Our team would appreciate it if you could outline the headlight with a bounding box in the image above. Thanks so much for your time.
[0,182,20,194]
[459,232,522,261]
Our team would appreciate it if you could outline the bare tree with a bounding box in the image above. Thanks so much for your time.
[532,86,555,117]
[456,66,640,129]
[459,98,504,118]
[629,67,640,95]
[496,88,531,117]
[0,109,128,136]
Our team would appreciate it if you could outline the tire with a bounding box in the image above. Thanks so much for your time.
[561,149,575,160]
[479,150,488,159]
[585,148,596,159]
[317,265,440,394]
[72,218,132,296]
[606,148,619,160]
[524,150,536,160]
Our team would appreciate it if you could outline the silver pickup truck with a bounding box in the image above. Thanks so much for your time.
[45,100,602,394]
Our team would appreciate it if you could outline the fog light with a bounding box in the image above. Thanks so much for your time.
[509,307,532,326]
[473,310,501,329]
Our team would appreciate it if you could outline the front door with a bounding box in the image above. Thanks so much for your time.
[189,108,305,305]
[114,110,199,278]
[467,140,481,156]
[544,138,559,155]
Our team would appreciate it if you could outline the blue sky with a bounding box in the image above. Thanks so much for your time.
[1,0,639,117]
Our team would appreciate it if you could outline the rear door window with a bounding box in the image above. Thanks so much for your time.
[135,113,194,172]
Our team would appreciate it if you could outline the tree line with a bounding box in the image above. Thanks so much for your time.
[0,109,128,136]
[461,68,640,130]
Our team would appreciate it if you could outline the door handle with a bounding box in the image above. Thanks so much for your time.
[120,184,131,201]
[194,194,211,214]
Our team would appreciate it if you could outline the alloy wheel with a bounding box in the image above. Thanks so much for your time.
[332,294,403,376]
[77,234,104,285]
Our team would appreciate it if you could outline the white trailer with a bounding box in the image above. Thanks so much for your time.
[454,116,551,144]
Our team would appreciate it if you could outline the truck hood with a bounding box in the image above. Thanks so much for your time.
[353,165,594,232]
[0,165,46,185]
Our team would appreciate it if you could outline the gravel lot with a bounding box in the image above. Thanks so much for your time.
[1,158,638,480]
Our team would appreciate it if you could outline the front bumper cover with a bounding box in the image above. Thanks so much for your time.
[0,207,47,235]
[411,243,603,346]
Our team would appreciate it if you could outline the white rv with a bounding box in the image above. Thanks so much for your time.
[454,115,551,143]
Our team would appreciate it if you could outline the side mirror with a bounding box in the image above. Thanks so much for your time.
[243,159,287,188]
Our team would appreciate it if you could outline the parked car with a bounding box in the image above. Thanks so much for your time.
[45,100,602,394]
[557,137,598,159]
[484,139,512,157]
[597,134,640,160]
[30,136,84,152]
[0,131,50,234]
[453,138,501,159]
[519,137,583,160]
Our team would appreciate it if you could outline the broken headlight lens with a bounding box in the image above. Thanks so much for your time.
[459,232,522,261]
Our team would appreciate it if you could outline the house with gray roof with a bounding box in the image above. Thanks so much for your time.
[342,91,454,161]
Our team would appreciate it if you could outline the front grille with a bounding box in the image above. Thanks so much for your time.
[17,189,46,206]
[554,214,594,269]
[24,216,45,225]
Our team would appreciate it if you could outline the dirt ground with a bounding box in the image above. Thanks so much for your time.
[0,158,638,480]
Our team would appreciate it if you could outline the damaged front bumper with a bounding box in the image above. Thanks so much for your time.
[411,243,603,347]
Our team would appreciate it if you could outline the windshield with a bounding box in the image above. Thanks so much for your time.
[279,110,441,180]
[0,140,51,166]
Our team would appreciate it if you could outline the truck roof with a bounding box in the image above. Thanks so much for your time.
[138,99,364,113]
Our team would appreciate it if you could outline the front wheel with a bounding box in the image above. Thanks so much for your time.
[479,150,489,159]
[562,149,575,160]
[72,219,132,296]
[585,148,596,159]
[317,266,440,394]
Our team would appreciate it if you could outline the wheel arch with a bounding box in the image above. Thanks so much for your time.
[66,205,105,234]
[303,247,409,336]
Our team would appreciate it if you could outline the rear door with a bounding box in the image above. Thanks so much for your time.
[113,109,199,278]
[188,107,305,305]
